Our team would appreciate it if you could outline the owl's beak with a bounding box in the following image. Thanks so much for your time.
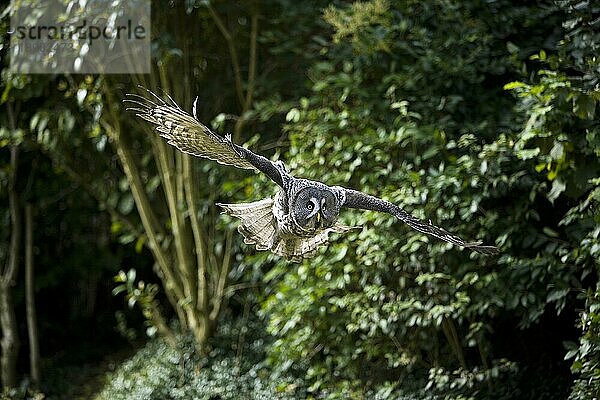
[315,212,321,223]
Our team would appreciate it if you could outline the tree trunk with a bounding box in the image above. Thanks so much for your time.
[0,289,19,389]
[25,204,40,386]
[1,145,21,389]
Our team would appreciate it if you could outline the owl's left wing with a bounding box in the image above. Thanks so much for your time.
[339,188,498,255]
[124,88,285,187]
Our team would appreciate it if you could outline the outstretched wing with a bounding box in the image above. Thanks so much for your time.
[124,88,285,187]
[340,188,498,255]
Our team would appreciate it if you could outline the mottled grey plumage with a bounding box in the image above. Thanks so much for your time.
[125,89,498,261]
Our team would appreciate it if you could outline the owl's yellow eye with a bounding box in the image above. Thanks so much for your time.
[307,202,314,211]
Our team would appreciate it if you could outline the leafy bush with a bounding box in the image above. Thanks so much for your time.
[94,317,305,400]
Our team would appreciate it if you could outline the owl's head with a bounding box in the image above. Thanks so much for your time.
[292,187,340,230]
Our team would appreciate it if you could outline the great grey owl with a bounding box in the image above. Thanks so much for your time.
[125,89,498,261]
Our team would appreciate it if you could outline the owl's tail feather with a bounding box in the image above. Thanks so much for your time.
[272,223,355,263]
[216,199,278,251]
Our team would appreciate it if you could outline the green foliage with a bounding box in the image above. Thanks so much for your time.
[256,0,598,398]
[1,0,599,397]
[517,1,600,398]
[324,0,392,54]
[569,283,600,399]
[502,0,600,204]
[113,269,166,339]
[95,318,304,400]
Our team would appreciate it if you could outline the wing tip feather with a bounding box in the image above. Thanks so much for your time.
[465,244,499,255]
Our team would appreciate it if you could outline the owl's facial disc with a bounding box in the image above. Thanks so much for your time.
[293,187,339,230]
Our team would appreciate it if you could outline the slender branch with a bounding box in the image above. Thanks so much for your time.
[129,73,203,337]
[442,318,467,369]
[1,102,21,389]
[223,282,260,298]
[176,152,198,309]
[152,262,188,331]
[183,155,209,315]
[149,302,177,347]
[176,152,186,216]
[153,136,195,298]
[244,9,258,112]
[478,337,493,390]
[210,228,233,321]
[3,104,21,286]
[208,243,220,293]
[234,300,250,372]
[25,204,40,385]
[153,66,197,307]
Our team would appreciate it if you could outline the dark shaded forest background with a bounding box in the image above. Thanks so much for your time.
[0,0,599,399]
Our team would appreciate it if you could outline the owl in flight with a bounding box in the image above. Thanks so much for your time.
[125,89,498,262]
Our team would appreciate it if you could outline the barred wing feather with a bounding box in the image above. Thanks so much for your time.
[125,89,256,170]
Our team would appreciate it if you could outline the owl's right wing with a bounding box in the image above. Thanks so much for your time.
[124,88,285,187]
[340,188,498,255]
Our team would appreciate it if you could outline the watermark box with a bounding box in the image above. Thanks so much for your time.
[10,0,151,74]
